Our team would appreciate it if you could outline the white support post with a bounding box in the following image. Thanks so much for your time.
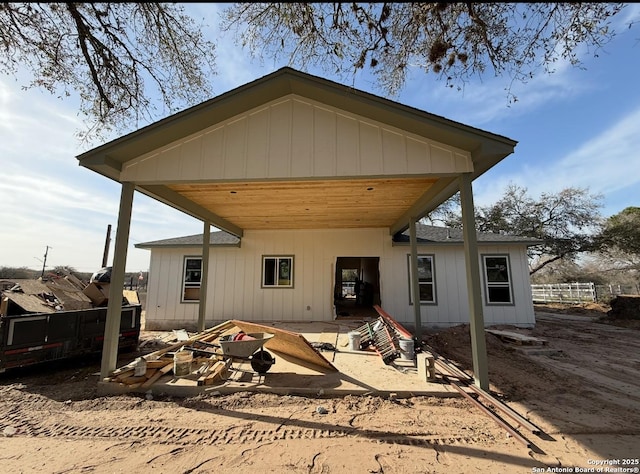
[409,218,422,342]
[100,182,135,380]
[459,173,489,390]
[198,221,211,333]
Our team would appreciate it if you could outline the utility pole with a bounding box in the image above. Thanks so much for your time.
[102,224,112,268]
[40,245,51,279]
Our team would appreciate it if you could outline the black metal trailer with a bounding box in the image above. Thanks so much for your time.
[0,304,142,373]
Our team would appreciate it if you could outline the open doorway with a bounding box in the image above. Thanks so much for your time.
[334,257,380,319]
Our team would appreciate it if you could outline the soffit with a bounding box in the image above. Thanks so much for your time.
[165,177,438,230]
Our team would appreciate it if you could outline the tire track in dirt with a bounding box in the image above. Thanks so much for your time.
[0,404,495,448]
[0,383,503,451]
[531,316,640,409]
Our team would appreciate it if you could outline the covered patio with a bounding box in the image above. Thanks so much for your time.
[98,318,459,398]
[76,67,518,391]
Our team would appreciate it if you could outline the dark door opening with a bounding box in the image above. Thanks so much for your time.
[334,257,380,319]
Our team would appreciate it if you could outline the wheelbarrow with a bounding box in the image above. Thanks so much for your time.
[185,331,276,374]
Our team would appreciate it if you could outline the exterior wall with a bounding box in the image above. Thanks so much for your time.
[121,95,472,183]
[383,244,535,329]
[144,229,535,330]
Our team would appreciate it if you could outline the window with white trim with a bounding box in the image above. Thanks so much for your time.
[408,254,436,304]
[482,255,513,304]
[182,257,201,302]
[262,256,294,288]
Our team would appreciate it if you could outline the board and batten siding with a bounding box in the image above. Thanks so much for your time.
[383,244,534,328]
[120,95,472,183]
[144,229,535,331]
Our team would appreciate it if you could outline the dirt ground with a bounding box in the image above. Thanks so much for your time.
[1,303,639,474]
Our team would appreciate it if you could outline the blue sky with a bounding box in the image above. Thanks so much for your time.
[1,3,639,274]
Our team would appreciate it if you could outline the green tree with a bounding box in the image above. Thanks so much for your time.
[425,184,604,275]
[52,265,78,275]
[0,266,37,279]
[421,193,461,228]
[480,185,604,274]
[597,207,640,273]
[222,3,628,98]
[599,207,640,257]
[529,258,608,286]
[1,3,216,139]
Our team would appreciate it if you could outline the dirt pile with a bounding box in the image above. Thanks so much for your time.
[421,324,565,401]
[533,301,610,317]
[607,294,640,320]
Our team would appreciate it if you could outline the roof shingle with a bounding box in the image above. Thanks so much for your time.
[135,225,541,249]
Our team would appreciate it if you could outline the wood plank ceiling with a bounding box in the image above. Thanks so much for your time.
[168,177,438,230]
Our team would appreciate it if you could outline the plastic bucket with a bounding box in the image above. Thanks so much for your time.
[398,338,415,361]
[173,350,193,377]
[348,331,362,351]
[133,357,147,377]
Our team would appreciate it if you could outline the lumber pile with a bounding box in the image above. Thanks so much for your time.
[485,329,548,346]
[45,276,93,310]
[105,354,231,389]
[103,320,238,390]
[195,359,231,386]
[107,356,177,389]
[102,318,340,391]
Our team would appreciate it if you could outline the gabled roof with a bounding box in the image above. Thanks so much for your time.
[78,67,518,238]
[135,232,240,249]
[77,67,516,177]
[135,225,540,249]
[393,225,542,246]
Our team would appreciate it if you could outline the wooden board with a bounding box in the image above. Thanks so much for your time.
[122,290,140,305]
[141,362,174,388]
[485,330,548,346]
[141,320,237,361]
[197,359,230,386]
[231,320,338,372]
[169,177,438,230]
[0,292,56,314]
[374,305,414,339]
[46,282,93,311]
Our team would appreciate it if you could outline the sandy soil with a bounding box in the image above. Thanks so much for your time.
[1,304,639,474]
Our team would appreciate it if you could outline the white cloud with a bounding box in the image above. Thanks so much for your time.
[617,3,640,27]
[401,37,604,130]
[2,6,639,274]
[473,105,640,215]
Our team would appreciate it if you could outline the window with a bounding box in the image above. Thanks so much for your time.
[182,257,201,302]
[483,255,513,304]
[408,254,436,304]
[262,256,294,288]
[341,268,359,298]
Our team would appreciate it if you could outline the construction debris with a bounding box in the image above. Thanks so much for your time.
[356,317,401,364]
[232,320,337,372]
[0,271,138,317]
[102,319,338,392]
[353,305,417,365]
[0,270,142,373]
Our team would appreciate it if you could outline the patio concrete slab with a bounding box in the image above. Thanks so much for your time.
[98,321,459,398]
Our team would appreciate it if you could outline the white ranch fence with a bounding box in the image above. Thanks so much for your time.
[531,282,596,303]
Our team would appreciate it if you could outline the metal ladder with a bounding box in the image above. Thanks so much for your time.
[356,317,401,364]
